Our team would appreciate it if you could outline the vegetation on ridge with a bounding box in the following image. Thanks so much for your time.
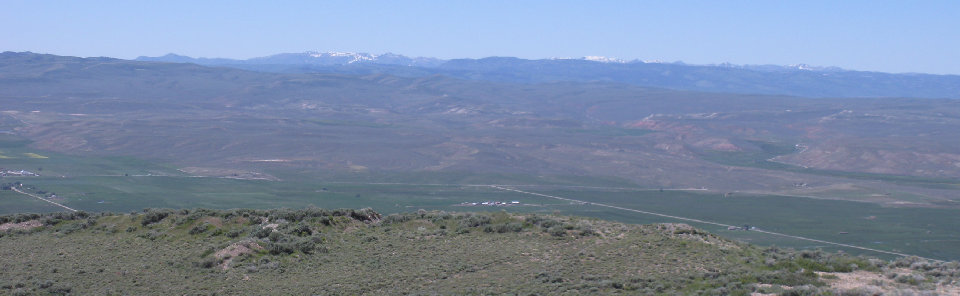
[2,209,958,295]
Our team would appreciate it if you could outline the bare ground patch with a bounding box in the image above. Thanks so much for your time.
[818,270,960,295]
[215,241,264,270]
[0,219,42,232]
[202,217,223,228]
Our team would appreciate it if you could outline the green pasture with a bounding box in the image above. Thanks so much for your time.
[511,188,960,261]
[5,173,959,260]
[0,190,62,213]
[2,136,958,260]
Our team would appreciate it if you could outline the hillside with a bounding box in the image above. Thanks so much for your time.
[2,209,958,295]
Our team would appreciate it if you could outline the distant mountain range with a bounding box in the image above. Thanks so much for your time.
[135,51,960,99]
[137,52,446,67]
[136,52,840,72]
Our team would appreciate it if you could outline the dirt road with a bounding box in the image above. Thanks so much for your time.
[9,186,78,212]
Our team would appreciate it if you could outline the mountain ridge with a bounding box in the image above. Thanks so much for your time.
[136,51,446,67]
[135,51,956,75]
[131,51,960,99]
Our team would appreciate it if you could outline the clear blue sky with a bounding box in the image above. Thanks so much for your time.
[2,0,959,74]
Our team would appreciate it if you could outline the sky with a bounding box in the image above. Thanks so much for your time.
[2,0,959,74]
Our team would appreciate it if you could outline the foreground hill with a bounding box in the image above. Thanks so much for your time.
[1,209,958,295]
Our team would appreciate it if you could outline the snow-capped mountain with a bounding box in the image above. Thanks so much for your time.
[137,51,445,67]
[581,56,630,63]
[130,51,960,98]
[715,62,845,73]
[138,52,843,72]
[549,56,636,63]
[786,64,845,72]
[309,51,378,62]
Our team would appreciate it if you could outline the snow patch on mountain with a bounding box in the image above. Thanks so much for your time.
[714,62,846,73]
[306,51,379,64]
[582,56,629,63]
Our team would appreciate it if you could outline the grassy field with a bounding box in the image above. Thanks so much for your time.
[504,188,960,261]
[0,190,62,213]
[0,134,184,178]
[3,134,960,261]
[4,173,959,261]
